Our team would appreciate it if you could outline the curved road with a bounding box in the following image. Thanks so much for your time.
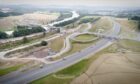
[45,23,89,59]
[0,11,80,62]
[0,18,120,84]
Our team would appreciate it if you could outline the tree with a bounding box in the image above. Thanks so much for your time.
[0,31,8,39]
[131,16,140,20]
[41,41,48,46]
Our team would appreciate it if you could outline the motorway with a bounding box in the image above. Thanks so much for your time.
[0,18,120,84]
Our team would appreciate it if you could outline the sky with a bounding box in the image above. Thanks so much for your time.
[0,0,140,7]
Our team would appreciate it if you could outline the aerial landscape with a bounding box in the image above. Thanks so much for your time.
[0,0,140,84]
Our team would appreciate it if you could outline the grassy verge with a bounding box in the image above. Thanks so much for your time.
[56,59,89,76]
[31,44,111,84]
[31,59,89,84]
[0,64,23,76]
[31,74,73,84]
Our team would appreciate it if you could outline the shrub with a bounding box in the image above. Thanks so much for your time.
[41,41,48,46]
[0,31,8,39]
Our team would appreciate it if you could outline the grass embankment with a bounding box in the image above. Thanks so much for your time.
[56,59,89,76]
[31,59,89,84]
[89,17,112,32]
[0,64,23,76]
[75,34,97,41]
[116,19,138,37]
[31,74,72,84]
[116,19,138,32]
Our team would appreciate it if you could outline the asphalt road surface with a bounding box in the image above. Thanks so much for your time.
[0,20,120,84]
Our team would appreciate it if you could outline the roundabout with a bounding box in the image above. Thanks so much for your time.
[71,33,99,43]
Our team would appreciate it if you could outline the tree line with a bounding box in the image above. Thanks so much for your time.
[0,25,45,39]
[54,17,80,27]
[130,16,140,31]
[79,17,100,24]
[13,26,45,37]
